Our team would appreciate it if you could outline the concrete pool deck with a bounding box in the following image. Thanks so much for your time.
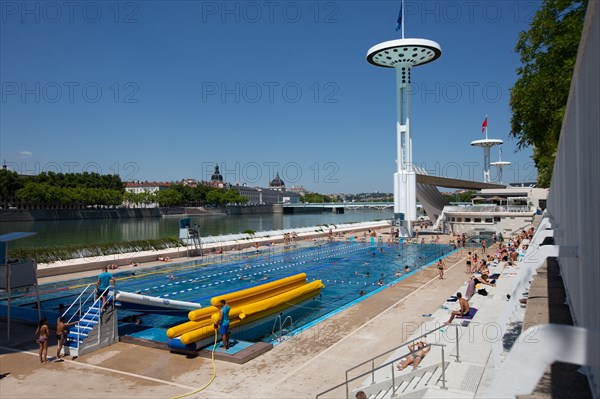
[1,235,476,398]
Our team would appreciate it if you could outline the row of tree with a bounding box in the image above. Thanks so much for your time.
[0,170,249,207]
[16,183,123,206]
[0,170,125,203]
[510,0,588,187]
[2,169,353,207]
[127,185,248,207]
[302,193,337,203]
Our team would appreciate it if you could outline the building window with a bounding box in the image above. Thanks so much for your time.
[474,218,481,223]
[465,218,471,222]
[457,217,462,222]
[485,218,493,223]
[494,216,501,222]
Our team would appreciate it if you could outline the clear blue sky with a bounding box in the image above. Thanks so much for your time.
[1,0,538,194]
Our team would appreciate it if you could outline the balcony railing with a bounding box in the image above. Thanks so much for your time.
[443,205,532,213]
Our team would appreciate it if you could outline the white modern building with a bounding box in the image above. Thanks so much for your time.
[440,187,548,236]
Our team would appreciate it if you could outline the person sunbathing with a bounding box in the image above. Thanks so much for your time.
[396,341,431,371]
[475,274,496,287]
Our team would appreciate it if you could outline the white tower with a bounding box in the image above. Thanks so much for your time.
[490,147,511,184]
[366,39,441,233]
[471,120,502,183]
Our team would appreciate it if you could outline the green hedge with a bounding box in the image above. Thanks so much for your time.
[10,236,184,264]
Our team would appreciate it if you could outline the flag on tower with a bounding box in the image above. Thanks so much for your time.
[481,116,488,133]
[395,1,403,32]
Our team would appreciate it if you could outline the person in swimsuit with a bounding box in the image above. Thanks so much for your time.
[437,259,445,279]
[396,340,431,371]
[35,317,49,364]
[56,316,79,361]
[446,292,470,324]
[466,252,472,273]
[215,299,231,350]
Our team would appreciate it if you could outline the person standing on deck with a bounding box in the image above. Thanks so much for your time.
[96,266,115,312]
[35,317,49,364]
[216,299,231,350]
[437,259,445,279]
[56,316,78,361]
[466,252,473,273]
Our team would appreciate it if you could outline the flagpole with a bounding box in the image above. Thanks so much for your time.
[401,0,405,38]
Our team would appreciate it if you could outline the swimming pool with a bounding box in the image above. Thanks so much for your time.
[1,241,454,343]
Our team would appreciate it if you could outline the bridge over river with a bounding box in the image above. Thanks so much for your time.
[282,202,394,214]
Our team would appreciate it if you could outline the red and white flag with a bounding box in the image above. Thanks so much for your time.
[481,116,488,133]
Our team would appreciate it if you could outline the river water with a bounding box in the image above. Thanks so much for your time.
[0,210,393,249]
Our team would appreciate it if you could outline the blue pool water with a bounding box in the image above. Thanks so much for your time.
[2,241,453,343]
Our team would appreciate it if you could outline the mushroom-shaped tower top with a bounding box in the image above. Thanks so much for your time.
[471,139,503,148]
[366,38,442,68]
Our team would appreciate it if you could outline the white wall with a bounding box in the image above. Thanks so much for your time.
[547,2,599,396]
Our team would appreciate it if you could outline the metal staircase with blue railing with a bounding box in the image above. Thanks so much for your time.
[61,283,119,357]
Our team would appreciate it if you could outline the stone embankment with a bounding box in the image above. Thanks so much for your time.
[0,207,225,222]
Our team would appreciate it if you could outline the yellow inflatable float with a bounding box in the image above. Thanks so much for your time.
[167,273,323,351]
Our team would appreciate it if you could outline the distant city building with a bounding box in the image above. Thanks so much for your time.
[203,165,299,204]
[124,181,172,194]
[124,181,172,208]
[231,184,300,205]
[288,186,307,196]
[210,165,224,188]
[269,172,285,191]
[181,178,198,187]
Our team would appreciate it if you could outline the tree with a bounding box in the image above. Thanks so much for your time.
[303,193,336,203]
[205,189,224,205]
[0,169,24,204]
[442,190,475,203]
[221,189,248,204]
[156,189,183,207]
[510,0,588,187]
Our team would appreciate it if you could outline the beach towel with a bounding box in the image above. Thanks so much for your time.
[455,308,478,320]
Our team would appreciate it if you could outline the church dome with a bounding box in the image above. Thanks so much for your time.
[211,165,223,182]
[269,172,285,188]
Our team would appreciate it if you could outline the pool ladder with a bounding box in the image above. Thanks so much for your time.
[272,314,293,342]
